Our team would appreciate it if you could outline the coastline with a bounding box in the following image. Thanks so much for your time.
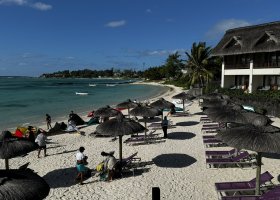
[4,80,172,131]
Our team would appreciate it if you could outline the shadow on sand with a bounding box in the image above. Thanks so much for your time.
[167,132,196,140]
[262,152,280,160]
[176,121,199,126]
[47,145,66,150]
[49,149,77,156]
[193,112,205,115]
[138,117,162,123]
[152,153,197,168]
[44,167,94,188]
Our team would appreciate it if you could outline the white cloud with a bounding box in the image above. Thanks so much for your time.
[166,18,174,23]
[105,20,126,28]
[31,2,52,11]
[0,0,27,5]
[0,0,52,11]
[138,49,186,57]
[206,19,251,40]
[146,8,152,13]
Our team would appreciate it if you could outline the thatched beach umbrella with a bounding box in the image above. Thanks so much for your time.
[0,131,38,170]
[172,92,195,112]
[95,114,145,164]
[206,108,271,126]
[94,105,121,118]
[0,168,50,200]
[150,98,174,119]
[130,104,161,137]
[216,123,280,195]
[201,99,228,108]
[200,93,230,101]
[116,99,138,118]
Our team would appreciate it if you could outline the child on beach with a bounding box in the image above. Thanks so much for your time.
[46,114,52,129]
[35,129,47,158]
[76,146,88,185]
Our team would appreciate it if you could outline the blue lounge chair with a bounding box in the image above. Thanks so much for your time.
[215,171,274,197]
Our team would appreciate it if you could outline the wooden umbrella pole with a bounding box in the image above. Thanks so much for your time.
[5,159,9,170]
[183,99,185,113]
[145,120,147,139]
[255,152,262,195]
[119,135,123,165]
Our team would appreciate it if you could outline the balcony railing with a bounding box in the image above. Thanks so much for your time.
[253,63,280,69]
[224,64,250,69]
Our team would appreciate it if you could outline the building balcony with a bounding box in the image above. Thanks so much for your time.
[224,64,250,69]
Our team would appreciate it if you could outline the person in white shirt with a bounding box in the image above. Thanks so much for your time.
[35,130,47,158]
[76,146,87,185]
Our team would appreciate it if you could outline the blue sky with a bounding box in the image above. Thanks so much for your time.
[0,0,279,76]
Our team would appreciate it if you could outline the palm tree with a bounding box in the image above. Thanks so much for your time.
[185,42,216,87]
[164,52,184,80]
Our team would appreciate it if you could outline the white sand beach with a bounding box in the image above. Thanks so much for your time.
[2,82,280,200]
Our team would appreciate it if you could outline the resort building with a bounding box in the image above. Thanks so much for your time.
[211,21,280,93]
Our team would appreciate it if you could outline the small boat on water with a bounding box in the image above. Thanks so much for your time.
[106,84,116,87]
[75,92,89,95]
[89,84,96,87]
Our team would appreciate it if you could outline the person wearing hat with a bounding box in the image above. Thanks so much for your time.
[76,146,87,185]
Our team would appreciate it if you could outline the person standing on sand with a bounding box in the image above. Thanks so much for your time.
[46,114,52,129]
[161,116,169,138]
[76,147,87,185]
[35,129,47,158]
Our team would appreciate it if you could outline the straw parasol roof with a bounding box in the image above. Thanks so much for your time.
[116,99,138,109]
[150,98,174,110]
[205,107,271,126]
[94,105,121,118]
[0,131,38,169]
[216,124,280,195]
[172,92,195,112]
[172,92,195,101]
[0,169,50,200]
[200,93,230,101]
[201,99,228,108]
[211,21,280,56]
[95,114,145,163]
[130,104,162,118]
[116,99,138,118]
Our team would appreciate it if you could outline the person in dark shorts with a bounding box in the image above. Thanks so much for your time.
[46,114,52,129]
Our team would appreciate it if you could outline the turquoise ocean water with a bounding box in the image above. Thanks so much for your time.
[0,77,169,130]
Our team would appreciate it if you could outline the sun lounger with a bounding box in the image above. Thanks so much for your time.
[124,134,163,145]
[148,121,174,130]
[205,149,237,158]
[220,185,280,200]
[203,135,216,139]
[215,171,274,197]
[203,138,226,148]
[206,152,254,168]
[170,112,190,117]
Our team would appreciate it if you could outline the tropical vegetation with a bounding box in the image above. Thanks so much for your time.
[40,41,221,90]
